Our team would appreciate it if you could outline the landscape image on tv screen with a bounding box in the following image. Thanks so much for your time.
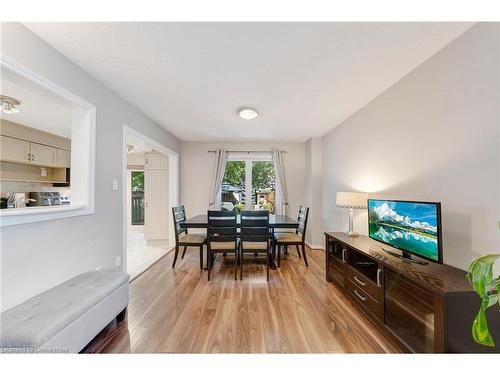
[368,200,439,262]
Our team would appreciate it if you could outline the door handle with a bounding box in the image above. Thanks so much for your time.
[353,275,367,287]
[354,290,367,302]
[377,268,383,287]
[342,248,347,263]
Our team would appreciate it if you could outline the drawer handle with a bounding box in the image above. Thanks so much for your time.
[342,248,346,263]
[377,269,383,287]
[354,289,367,302]
[353,275,366,287]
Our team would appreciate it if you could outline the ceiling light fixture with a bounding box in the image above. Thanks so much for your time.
[237,107,258,120]
[0,95,21,114]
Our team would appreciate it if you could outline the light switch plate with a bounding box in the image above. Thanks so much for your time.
[112,179,119,191]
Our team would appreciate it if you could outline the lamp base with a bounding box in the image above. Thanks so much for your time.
[345,208,359,237]
[345,230,360,237]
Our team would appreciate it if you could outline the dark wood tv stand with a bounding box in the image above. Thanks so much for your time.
[325,232,500,353]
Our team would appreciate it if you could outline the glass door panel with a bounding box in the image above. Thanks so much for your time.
[252,161,276,213]
[221,160,246,211]
[131,171,144,225]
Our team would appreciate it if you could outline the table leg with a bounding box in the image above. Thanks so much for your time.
[270,228,277,270]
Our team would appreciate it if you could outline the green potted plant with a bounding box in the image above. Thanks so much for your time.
[466,254,500,346]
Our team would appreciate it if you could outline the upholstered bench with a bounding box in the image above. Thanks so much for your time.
[0,271,129,353]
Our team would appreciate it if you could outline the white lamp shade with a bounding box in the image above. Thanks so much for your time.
[336,192,368,209]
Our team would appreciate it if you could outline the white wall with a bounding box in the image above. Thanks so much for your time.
[305,138,323,248]
[321,23,499,270]
[0,23,180,312]
[180,141,305,223]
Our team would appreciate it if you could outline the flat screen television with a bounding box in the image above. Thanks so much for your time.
[368,199,442,264]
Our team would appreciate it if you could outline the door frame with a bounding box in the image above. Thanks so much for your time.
[122,125,179,274]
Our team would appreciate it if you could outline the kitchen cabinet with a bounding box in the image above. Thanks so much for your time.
[56,149,71,168]
[0,136,70,168]
[0,121,72,184]
[30,142,58,167]
[0,135,30,164]
[1,119,70,150]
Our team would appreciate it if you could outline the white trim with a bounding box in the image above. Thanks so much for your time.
[0,55,95,109]
[122,125,179,274]
[0,55,96,227]
[306,241,325,250]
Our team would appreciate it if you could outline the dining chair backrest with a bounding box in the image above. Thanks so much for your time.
[240,210,270,246]
[172,205,187,243]
[297,206,309,240]
[207,210,238,245]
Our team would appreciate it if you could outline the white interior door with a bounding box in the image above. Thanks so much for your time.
[144,152,169,240]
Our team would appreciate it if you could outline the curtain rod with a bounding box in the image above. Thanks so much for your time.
[207,150,287,154]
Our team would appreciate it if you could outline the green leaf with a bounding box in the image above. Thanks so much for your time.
[466,254,500,347]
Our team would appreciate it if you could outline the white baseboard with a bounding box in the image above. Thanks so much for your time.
[306,241,325,251]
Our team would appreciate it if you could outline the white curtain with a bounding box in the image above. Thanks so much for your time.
[272,148,289,216]
[209,149,228,209]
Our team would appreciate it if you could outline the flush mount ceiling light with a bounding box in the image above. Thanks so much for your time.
[237,107,259,120]
[0,95,21,114]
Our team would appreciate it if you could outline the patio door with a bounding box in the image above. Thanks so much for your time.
[221,154,276,212]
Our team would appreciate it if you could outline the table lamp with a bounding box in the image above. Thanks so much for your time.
[336,192,368,237]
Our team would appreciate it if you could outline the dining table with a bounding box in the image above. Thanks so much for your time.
[181,214,299,230]
[180,213,299,269]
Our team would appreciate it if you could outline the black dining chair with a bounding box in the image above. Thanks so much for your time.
[273,206,309,267]
[207,210,239,281]
[239,210,271,281]
[172,206,206,269]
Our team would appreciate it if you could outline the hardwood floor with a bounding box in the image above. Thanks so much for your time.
[84,246,406,353]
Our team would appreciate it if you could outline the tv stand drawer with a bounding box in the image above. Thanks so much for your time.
[347,279,381,319]
[347,266,379,301]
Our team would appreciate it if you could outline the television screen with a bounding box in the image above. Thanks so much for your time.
[368,199,442,263]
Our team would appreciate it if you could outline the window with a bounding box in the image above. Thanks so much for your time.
[221,155,276,213]
[0,56,96,226]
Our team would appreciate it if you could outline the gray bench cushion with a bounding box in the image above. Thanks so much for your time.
[0,271,129,349]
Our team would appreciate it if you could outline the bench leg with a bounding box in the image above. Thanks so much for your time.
[116,307,127,323]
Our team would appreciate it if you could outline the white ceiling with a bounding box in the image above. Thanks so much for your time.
[1,66,73,138]
[24,22,473,142]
